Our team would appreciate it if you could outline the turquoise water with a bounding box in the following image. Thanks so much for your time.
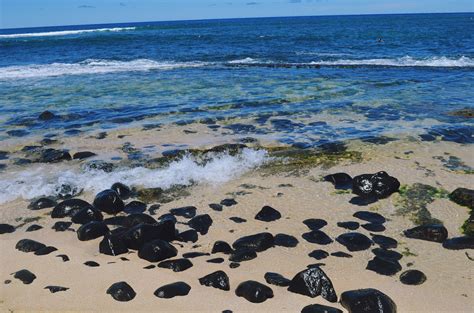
[1,13,473,145]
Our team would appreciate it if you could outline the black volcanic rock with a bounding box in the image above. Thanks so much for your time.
[232,232,274,252]
[182,252,210,259]
[340,288,396,313]
[331,251,352,258]
[229,216,246,223]
[52,199,93,218]
[28,198,57,210]
[309,249,329,260]
[209,203,223,211]
[38,149,72,163]
[400,270,427,285]
[170,206,197,218]
[45,286,69,293]
[77,221,109,241]
[301,304,343,313]
[188,214,213,235]
[71,206,104,224]
[93,189,124,215]
[255,205,281,222]
[138,239,177,262]
[449,187,474,209]
[176,229,199,243]
[38,110,56,120]
[52,221,72,232]
[336,232,373,251]
[15,239,46,252]
[302,230,333,245]
[121,221,176,250]
[403,224,448,243]
[220,198,237,207]
[13,269,36,284]
[324,172,352,189]
[212,241,233,254]
[337,221,360,230]
[84,261,100,267]
[154,282,191,298]
[199,270,230,291]
[303,219,328,230]
[122,213,156,228]
[352,171,400,199]
[274,233,299,247]
[0,223,15,234]
[371,234,398,249]
[26,224,43,232]
[229,248,257,262]
[361,223,386,232]
[123,201,146,214]
[366,256,402,276]
[372,248,403,261]
[73,151,97,160]
[264,272,291,287]
[34,246,57,255]
[99,234,129,256]
[207,257,224,264]
[158,258,193,272]
[235,280,274,303]
[353,211,386,224]
[287,267,337,302]
[111,182,132,200]
[442,236,474,250]
[106,281,136,302]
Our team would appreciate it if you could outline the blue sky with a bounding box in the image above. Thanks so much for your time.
[1,0,473,29]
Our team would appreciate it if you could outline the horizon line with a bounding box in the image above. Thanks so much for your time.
[1,11,473,31]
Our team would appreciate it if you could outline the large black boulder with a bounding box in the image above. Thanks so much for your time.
[121,220,175,250]
[352,171,400,199]
[13,269,37,284]
[138,239,177,262]
[176,229,199,243]
[111,182,132,200]
[199,270,230,291]
[93,189,124,215]
[340,288,397,313]
[71,206,103,224]
[51,199,93,218]
[287,267,337,302]
[77,221,109,241]
[106,281,136,302]
[212,241,233,254]
[235,280,274,303]
[255,205,281,222]
[336,232,373,251]
[232,232,274,252]
[188,214,213,235]
[403,224,448,243]
[99,234,129,256]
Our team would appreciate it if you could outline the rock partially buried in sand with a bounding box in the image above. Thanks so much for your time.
[106,281,136,302]
[170,206,197,218]
[122,213,157,228]
[121,221,176,250]
[99,234,129,256]
[158,259,193,272]
[353,211,386,224]
[220,198,238,207]
[77,221,109,241]
[71,206,104,224]
[337,221,359,230]
[274,233,299,247]
[235,280,274,303]
[233,232,274,252]
[372,248,402,261]
[45,286,69,293]
[52,199,93,218]
[199,270,230,291]
[264,272,291,287]
[442,236,474,250]
[366,256,402,276]
[188,214,213,235]
[13,269,36,284]
[111,182,132,200]
[38,148,72,163]
[255,205,282,222]
[123,201,147,214]
[309,249,329,260]
[138,239,177,262]
[403,224,448,243]
[352,171,400,199]
[340,288,397,313]
[93,189,125,215]
[302,230,333,245]
[0,223,15,234]
[26,224,43,232]
[303,219,328,231]
[301,303,343,313]
[154,282,191,299]
[15,239,46,252]
[212,241,233,254]
[73,151,97,160]
[371,234,398,249]
[229,248,257,262]
[449,187,474,209]
[399,270,427,285]
[336,232,373,252]
[28,198,57,210]
[52,221,72,232]
[324,172,353,190]
[176,229,199,243]
[287,267,337,302]
[34,246,58,256]
[84,261,100,267]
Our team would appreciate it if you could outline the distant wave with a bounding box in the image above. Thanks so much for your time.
[0,27,136,39]
[0,59,209,79]
[310,56,474,67]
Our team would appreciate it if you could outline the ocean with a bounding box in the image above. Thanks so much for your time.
[1,13,473,145]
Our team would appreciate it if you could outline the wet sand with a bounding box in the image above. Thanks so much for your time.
[0,126,473,312]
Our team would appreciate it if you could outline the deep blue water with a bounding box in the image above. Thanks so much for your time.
[1,13,473,145]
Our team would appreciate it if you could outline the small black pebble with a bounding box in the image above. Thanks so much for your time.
[45,286,69,293]
[207,257,224,264]
[56,254,70,262]
[84,261,100,267]
[229,262,240,268]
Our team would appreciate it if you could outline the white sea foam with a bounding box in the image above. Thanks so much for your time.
[0,59,209,79]
[311,56,474,67]
[228,57,261,64]
[0,148,269,204]
[0,27,136,39]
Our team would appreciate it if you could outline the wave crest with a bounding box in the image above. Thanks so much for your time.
[0,27,136,39]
